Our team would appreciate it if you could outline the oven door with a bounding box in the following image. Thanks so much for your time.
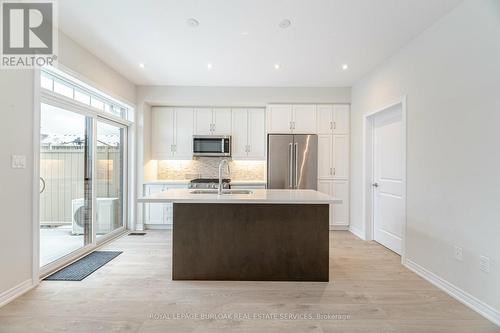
[193,136,231,157]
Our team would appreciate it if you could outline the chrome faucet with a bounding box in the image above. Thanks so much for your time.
[218,159,230,195]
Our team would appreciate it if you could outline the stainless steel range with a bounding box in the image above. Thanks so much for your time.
[188,178,231,190]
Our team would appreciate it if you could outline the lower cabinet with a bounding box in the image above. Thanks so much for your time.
[317,179,349,228]
[143,184,187,226]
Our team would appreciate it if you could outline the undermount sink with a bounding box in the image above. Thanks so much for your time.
[190,189,253,195]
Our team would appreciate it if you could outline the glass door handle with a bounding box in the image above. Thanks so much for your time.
[40,177,46,194]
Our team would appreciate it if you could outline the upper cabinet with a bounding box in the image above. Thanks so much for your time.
[194,108,212,135]
[151,107,194,160]
[267,105,292,133]
[292,105,317,133]
[212,108,232,134]
[194,108,232,135]
[231,108,266,160]
[152,107,175,159]
[267,104,317,134]
[317,104,350,134]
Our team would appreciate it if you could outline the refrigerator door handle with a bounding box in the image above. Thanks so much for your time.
[294,142,298,189]
[288,143,293,188]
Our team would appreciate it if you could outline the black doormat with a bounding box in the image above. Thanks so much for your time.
[128,232,146,236]
[44,251,122,281]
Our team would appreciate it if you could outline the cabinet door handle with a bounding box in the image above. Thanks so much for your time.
[289,122,292,130]
[293,122,296,129]
[330,167,333,175]
[333,167,336,175]
[330,121,333,130]
[333,121,336,130]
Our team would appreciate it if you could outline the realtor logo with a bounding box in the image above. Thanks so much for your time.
[1,1,57,68]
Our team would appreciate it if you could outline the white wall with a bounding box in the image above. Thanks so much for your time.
[137,86,350,107]
[0,32,136,298]
[57,31,136,104]
[0,70,35,295]
[350,0,500,316]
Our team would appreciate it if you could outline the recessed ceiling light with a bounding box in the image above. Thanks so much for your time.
[138,63,145,69]
[342,64,349,70]
[274,63,281,70]
[187,18,199,27]
[207,63,213,70]
[278,19,291,29]
[241,32,249,36]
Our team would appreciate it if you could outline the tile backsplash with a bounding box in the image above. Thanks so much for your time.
[158,158,266,181]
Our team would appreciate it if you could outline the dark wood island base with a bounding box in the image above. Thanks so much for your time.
[172,203,329,281]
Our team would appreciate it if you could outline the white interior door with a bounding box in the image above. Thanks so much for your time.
[373,106,404,255]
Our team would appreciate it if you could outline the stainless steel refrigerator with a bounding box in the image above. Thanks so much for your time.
[267,134,318,190]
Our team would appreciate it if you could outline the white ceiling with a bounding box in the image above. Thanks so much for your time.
[58,0,461,87]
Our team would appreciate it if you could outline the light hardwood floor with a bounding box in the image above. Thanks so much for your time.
[0,231,497,333]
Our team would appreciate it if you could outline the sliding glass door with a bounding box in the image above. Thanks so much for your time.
[96,119,126,239]
[39,106,128,268]
[39,103,93,267]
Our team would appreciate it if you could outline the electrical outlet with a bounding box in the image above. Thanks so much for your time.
[480,256,490,273]
[11,155,26,169]
[454,246,463,261]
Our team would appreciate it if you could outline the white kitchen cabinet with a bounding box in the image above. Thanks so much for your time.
[332,180,349,227]
[333,135,349,179]
[194,108,213,135]
[317,105,334,135]
[151,107,175,159]
[316,179,349,228]
[267,104,316,134]
[292,104,317,133]
[231,108,266,160]
[317,104,350,135]
[144,184,188,226]
[174,108,195,159]
[333,105,350,134]
[318,134,349,180]
[144,184,167,225]
[318,135,333,179]
[151,107,194,160]
[267,104,293,133]
[231,108,248,158]
[212,108,232,134]
[195,108,232,135]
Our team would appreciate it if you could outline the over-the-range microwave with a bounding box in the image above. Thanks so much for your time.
[193,135,231,157]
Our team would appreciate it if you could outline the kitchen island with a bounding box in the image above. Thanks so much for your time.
[138,189,340,282]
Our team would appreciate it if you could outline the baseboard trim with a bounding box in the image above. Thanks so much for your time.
[405,259,500,327]
[0,279,34,308]
[330,225,349,231]
[145,224,172,230]
[349,225,365,240]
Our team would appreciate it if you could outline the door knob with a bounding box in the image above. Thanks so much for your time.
[372,182,379,187]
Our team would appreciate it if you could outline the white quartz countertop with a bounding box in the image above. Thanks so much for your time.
[142,180,266,186]
[138,189,341,204]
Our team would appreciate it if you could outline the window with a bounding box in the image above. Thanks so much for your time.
[40,69,132,120]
